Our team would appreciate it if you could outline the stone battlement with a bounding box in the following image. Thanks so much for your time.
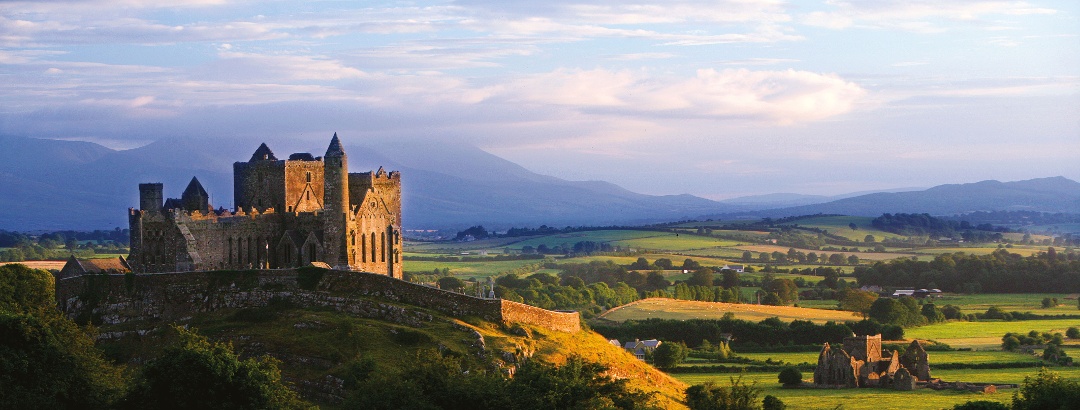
[54,269,580,333]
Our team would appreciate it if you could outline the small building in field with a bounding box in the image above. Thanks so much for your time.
[623,339,662,360]
[721,264,745,273]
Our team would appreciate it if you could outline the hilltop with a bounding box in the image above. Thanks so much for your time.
[56,268,687,408]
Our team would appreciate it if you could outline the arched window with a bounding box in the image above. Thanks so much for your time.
[361,234,367,263]
[370,232,376,263]
[381,232,386,262]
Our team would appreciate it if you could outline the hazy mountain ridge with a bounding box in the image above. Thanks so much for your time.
[0,135,1077,231]
[706,177,1080,220]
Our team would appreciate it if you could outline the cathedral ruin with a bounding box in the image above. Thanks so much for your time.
[127,134,402,277]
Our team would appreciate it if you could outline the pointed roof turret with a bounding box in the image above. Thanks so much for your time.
[183,176,208,198]
[325,133,345,157]
[249,143,278,162]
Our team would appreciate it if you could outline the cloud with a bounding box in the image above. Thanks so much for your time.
[485,68,866,123]
[801,0,1057,32]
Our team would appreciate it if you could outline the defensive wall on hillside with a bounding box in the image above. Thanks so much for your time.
[53,268,580,333]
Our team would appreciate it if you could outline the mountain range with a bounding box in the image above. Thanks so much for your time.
[0,135,1078,231]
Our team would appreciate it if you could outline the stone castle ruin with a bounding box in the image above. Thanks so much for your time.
[128,134,402,277]
[814,334,930,390]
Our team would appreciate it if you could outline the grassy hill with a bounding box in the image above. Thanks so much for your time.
[97,294,688,409]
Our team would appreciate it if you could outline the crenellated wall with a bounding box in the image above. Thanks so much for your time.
[54,269,580,333]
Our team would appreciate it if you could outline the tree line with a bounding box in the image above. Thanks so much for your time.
[853,249,1080,293]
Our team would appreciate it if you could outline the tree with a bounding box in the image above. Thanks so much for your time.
[838,289,878,316]
[1001,335,1020,351]
[688,269,714,287]
[864,234,875,243]
[123,326,309,410]
[629,257,651,270]
[846,255,860,265]
[645,271,670,292]
[652,341,688,370]
[1040,297,1056,308]
[437,276,466,292]
[1066,327,1079,339]
[1011,368,1080,410]
[655,258,674,270]
[682,258,702,270]
[777,367,802,387]
[721,269,740,290]
[921,303,945,323]
[868,297,924,327]
[685,377,761,410]
[762,395,786,410]
[742,251,753,261]
[762,278,798,306]
[509,356,655,410]
[849,222,858,231]
[0,264,125,409]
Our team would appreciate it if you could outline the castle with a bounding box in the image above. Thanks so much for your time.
[127,134,402,277]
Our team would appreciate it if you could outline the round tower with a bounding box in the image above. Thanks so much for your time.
[322,133,350,267]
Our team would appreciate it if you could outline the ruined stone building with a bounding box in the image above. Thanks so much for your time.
[814,334,930,390]
[127,134,402,278]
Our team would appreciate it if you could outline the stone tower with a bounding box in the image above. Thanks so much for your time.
[139,183,163,212]
[322,133,350,268]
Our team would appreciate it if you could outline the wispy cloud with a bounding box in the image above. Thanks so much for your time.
[802,0,1057,33]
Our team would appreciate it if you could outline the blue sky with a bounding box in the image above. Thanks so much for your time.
[1,0,1077,199]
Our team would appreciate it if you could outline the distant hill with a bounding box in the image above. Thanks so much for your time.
[717,187,924,209]
[705,177,1080,220]
[0,135,736,230]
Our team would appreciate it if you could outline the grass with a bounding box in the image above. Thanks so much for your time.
[792,215,910,242]
[103,298,690,409]
[596,298,863,324]
[931,293,1080,314]
[732,350,1042,366]
[404,259,544,279]
[671,366,1080,410]
[671,371,1014,410]
[905,319,1080,349]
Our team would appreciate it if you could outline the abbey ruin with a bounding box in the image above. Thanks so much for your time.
[127,134,402,277]
[814,334,930,390]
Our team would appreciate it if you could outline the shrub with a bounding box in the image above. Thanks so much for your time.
[653,341,688,370]
[1001,335,1020,351]
[762,395,786,410]
[777,367,802,387]
[1012,368,1080,410]
[951,401,1008,410]
[686,377,761,410]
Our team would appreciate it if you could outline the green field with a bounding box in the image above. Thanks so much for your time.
[403,258,544,279]
[734,350,1042,366]
[905,319,1080,349]
[930,293,1079,314]
[791,215,911,242]
[672,367,1080,410]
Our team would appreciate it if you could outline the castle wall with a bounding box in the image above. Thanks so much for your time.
[54,269,580,333]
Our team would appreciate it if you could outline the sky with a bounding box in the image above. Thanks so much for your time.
[1,0,1078,200]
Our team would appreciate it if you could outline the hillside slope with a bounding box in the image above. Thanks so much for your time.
[98,297,686,408]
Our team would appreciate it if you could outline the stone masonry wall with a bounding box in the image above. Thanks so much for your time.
[54,269,579,333]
